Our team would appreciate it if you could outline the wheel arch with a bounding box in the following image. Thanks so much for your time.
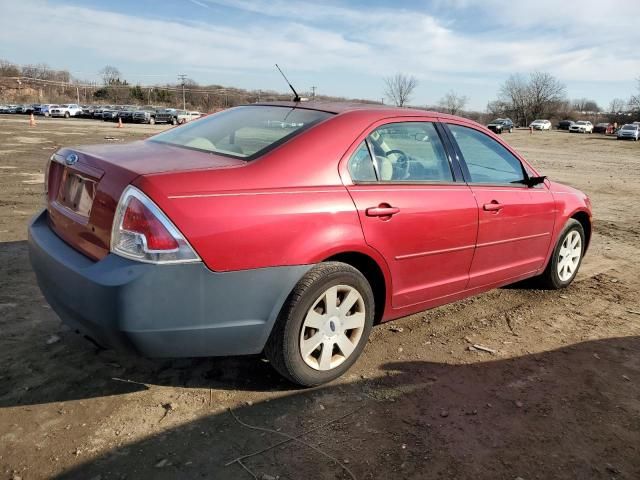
[571,210,592,251]
[323,251,389,324]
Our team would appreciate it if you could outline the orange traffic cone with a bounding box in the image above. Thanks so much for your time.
[29,113,37,127]
[117,117,123,128]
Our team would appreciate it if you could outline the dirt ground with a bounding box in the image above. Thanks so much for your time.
[1,114,639,480]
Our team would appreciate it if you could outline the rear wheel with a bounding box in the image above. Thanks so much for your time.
[149,116,155,125]
[537,219,585,289]
[265,262,374,386]
[64,112,70,118]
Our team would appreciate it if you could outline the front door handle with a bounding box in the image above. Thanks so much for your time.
[366,205,400,217]
[483,201,503,212]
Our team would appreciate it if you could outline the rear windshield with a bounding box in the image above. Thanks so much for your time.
[151,105,332,160]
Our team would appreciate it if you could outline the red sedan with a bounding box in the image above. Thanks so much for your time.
[29,102,592,386]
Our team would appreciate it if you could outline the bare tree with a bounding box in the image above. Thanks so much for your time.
[438,90,468,115]
[384,73,417,107]
[573,98,599,113]
[527,71,566,119]
[495,72,566,126]
[100,65,121,85]
[0,59,20,77]
[608,98,626,114]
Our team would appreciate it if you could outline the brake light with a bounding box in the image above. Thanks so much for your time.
[122,197,179,251]
[111,186,200,264]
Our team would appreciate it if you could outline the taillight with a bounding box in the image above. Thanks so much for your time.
[111,186,200,264]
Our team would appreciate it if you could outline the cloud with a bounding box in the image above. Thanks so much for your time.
[1,0,638,108]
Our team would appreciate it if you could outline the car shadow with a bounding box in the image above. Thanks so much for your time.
[51,336,640,480]
[0,239,309,411]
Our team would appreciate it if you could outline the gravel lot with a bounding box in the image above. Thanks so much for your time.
[1,115,639,480]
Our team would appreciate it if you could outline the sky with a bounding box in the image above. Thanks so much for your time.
[1,0,639,110]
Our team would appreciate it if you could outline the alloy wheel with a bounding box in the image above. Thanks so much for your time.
[557,230,582,282]
[299,285,366,371]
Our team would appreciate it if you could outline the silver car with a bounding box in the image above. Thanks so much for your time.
[617,124,639,141]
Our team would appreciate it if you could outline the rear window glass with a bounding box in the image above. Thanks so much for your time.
[151,106,332,160]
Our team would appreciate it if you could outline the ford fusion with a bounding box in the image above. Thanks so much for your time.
[29,103,592,386]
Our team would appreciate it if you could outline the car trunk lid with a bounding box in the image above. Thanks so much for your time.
[46,141,244,260]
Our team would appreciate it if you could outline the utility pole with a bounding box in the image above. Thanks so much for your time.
[177,74,187,110]
[310,86,317,99]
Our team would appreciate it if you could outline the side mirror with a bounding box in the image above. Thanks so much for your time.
[526,175,547,187]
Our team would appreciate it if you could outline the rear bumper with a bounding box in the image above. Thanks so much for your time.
[28,209,311,357]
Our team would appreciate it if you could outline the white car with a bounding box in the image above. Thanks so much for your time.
[569,120,593,134]
[50,104,83,118]
[530,119,552,130]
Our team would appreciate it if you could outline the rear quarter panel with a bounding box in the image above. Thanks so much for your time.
[135,111,393,273]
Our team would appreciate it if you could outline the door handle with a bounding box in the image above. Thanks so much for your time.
[483,201,503,212]
[366,205,400,217]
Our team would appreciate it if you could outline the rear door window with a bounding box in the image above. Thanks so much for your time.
[348,122,453,183]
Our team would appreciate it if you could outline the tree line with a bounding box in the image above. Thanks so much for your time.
[384,72,640,125]
[2,58,638,122]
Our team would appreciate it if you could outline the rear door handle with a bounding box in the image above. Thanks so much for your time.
[483,201,503,211]
[366,206,400,217]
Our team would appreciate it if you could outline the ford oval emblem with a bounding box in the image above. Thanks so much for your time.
[65,153,79,165]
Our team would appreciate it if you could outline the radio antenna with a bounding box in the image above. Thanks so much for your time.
[275,64,301,102]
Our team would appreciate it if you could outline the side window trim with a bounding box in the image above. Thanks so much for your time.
[441,122,530,187]
[434,121,464,182]
[364,137,380,181]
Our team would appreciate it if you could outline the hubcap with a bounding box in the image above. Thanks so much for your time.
[299,285,366,371]
[557,230,582,282]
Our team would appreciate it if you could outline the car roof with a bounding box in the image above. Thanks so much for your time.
[253,101,462,121]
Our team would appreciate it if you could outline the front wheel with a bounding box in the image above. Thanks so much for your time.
[537,219,585,289]
[265,262,375,386]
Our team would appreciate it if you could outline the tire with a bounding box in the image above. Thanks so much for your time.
[149,117,155,125]
[536,219,585,289]
[64,112,70,118]
[265,262,375,386]
[509,127,513,133]
[171,117,177,125]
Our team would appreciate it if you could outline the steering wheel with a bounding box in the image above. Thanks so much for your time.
[384,149,410,180]
[384,149,408,162]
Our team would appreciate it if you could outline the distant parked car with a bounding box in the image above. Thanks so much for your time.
[569,121,593,134]
[155,108,181,125]
[6,105,20,113]
[102,106,126,121]
[117,106,140,123]
[592,123,610,134]
[486,118,514,134]
[34,104,57,116]
[617,124,639,141]
[132,106,161,124]
[50,104,83,118]
[530,119,552,131]
[556,120,575,130]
